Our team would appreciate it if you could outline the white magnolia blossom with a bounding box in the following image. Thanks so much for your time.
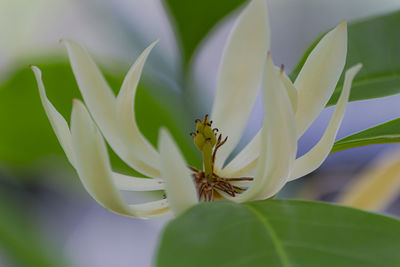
[32,0,361,219]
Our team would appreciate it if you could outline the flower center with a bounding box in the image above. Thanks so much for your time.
[189,115,253,201]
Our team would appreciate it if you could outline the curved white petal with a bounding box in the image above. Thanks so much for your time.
[219,130,261,178]
[220,68,297,177]
[32,66,164,193]
[230,55,297,202]
[115,41,160,169]
[254,57,297,199]
[158,128,198,215]
[130,199,172,219]
[294,21,347,139]
[290,64,362,181]
[31,66,75,165]
[63,39,160,178]
[113,173,164,191]
[279,69,298,113]
[71,99,168,218]
[211,0,270,170]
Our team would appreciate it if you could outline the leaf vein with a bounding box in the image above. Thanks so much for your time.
[244,203,291,267]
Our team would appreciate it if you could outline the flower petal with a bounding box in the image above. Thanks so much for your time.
[32,66,164,193]
[113,173,164,191]
[158,128,198,215]
[211,0,270,170]
[254,57,298,199]
[218,131,260,178]
[71,99,168,218]
[115,41,160,169]
[63,39,160,178]
[31,66,75,165]
[336,148,400,211]
[289,64,362,181]
[220,68,298,178]
[279,69,298,113]
[294,21,347,139]
[232,54,297,202]
[130,199,172,219]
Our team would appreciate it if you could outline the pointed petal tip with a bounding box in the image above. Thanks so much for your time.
[328,20,347,38]
[145,39,159,55]
[337,20,347,32]
[72,98,83,107]
[351,63,363,72]
[71,100,83,118]
[60,38,80,48]
[30,66,43,92]
[158,127,169,143]
[59,38,74,45]
[30,65,40,73]
[145,39,159,51]
[345,63,362,79]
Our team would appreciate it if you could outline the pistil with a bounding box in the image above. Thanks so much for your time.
[190,114,216,181]
[189,115,253,201]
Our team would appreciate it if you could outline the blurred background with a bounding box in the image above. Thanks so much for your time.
[0,0,400,266]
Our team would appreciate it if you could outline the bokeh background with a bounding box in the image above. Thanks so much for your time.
[1,0,400,266]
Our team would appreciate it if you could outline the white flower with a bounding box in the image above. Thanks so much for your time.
[31,0,361,219]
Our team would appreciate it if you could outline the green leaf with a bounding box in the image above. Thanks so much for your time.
[331,117,400,153]
[0,59,200,176]
[0,62,77,171]
[291,10,400,106]
[157,200,400,267]
[0,186,68,267]
[163,0,247,68]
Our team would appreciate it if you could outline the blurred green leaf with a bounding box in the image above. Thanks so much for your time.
[0,186,67,267]
[157,200,400,267]
[0,62,75,170]
[331,117,400,153]
[0,59,200,176]
[163,0,247,68]
[291,10,400,106]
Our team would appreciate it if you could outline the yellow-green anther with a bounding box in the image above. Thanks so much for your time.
[193,115,216,179]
